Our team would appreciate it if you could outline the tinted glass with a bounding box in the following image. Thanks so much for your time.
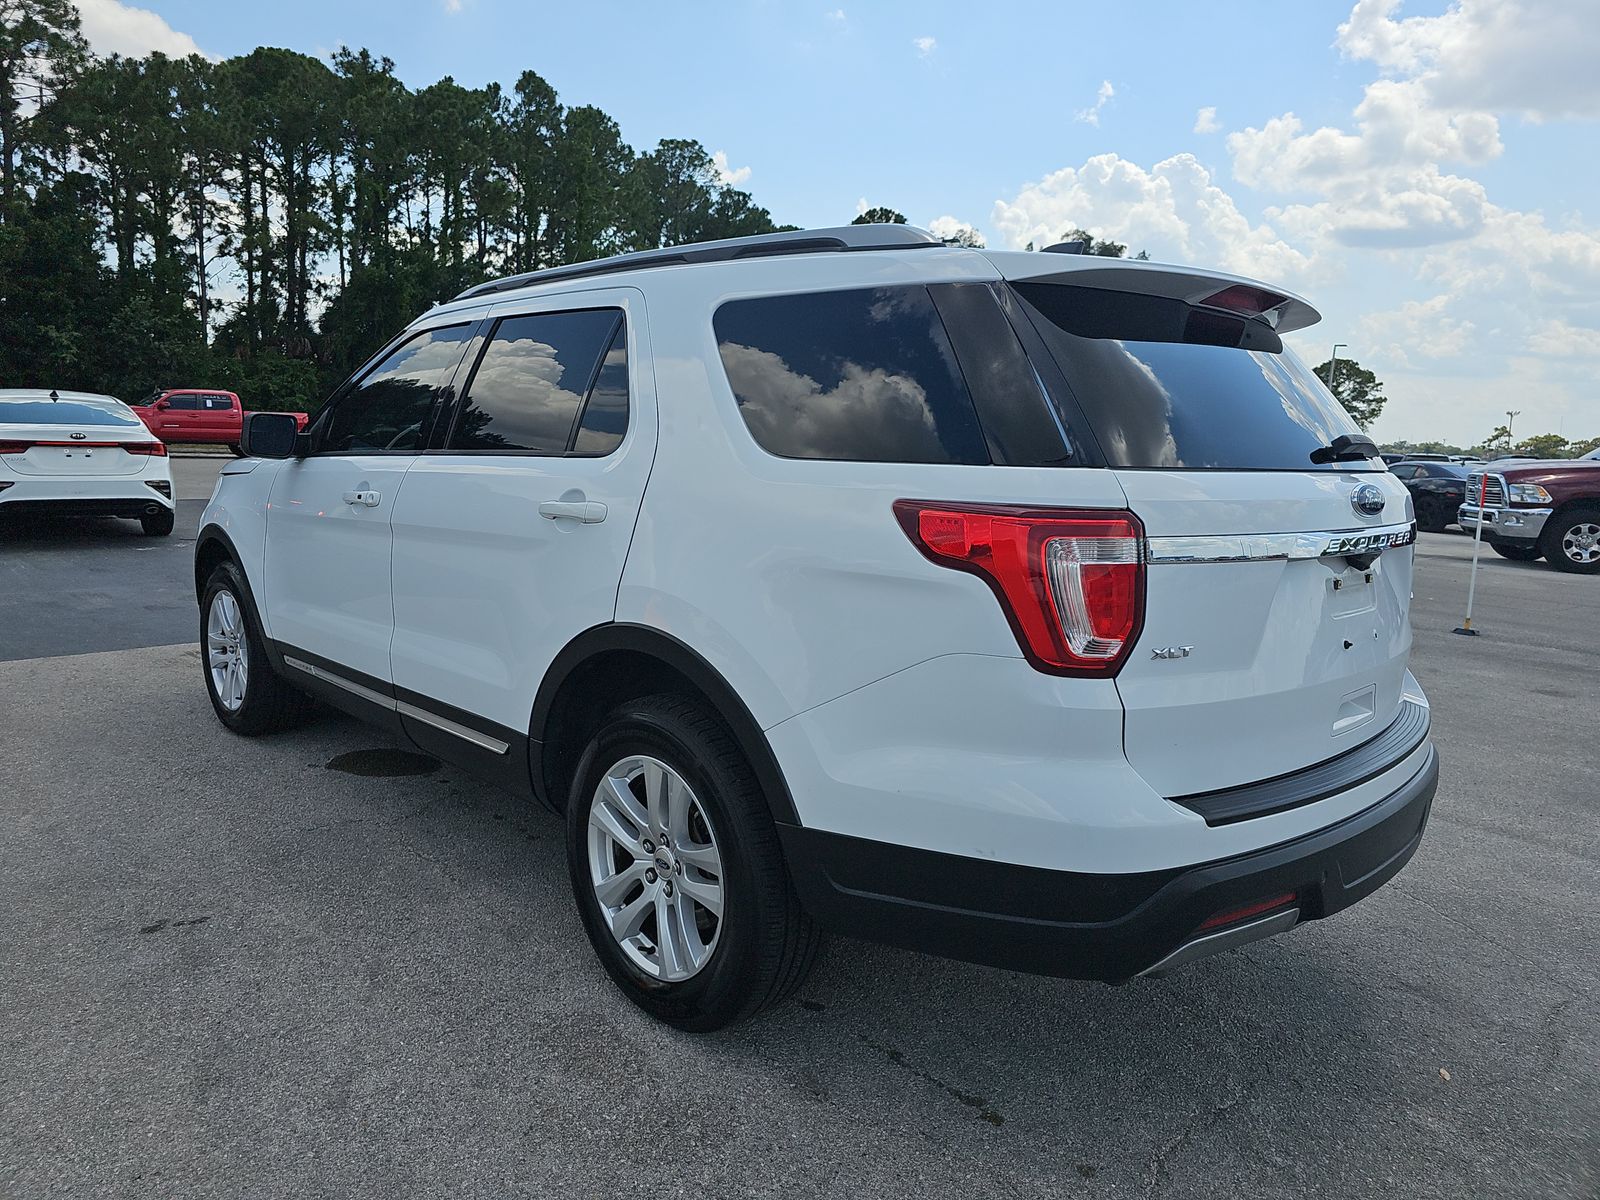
[0,399,139,427]
[1014,283,1373,472]
[452,309,621,452]
[321,324,473,454]
[204,394,232,410]
[1428,463,1468,478]
[1390,464,1419,479]
[166,395,203,411]
[714,286,988,464]
[572,325,629,455]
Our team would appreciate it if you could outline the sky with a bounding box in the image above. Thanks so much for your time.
[72,0,1600,447]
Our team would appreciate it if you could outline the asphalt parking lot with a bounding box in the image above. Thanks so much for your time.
[3,466,1597,1199]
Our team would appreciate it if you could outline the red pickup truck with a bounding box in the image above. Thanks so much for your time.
[130,389,309,455]
[1460,451,1600,573]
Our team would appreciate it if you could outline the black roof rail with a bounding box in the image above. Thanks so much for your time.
[453,225,944,301]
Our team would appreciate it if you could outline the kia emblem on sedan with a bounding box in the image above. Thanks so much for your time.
[69,431,87,440]
[1351,483,1386,517]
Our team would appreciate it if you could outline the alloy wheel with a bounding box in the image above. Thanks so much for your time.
[207,590,249,712]
[586,754,725,982]
[1560,522,1600,565]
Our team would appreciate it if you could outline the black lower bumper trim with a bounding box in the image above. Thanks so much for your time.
[779,745,1437,983]
[0,498,169,520]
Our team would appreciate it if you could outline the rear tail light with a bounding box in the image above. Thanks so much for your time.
[894,501,1145,675]
[0,441,30,454]
[123,441,168,456]
[0,439,166,455]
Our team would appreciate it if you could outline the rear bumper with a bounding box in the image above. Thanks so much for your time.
[1458,505,1550,541]
[779,743,1437,983]
[0,475,174,516]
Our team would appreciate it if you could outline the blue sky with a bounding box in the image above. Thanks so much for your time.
[77,0,1600,447]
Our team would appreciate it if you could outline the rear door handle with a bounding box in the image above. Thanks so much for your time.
[538,500,607,524]
[342,490,381,507]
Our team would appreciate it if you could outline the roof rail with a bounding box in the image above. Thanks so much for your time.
[453,224,944,301]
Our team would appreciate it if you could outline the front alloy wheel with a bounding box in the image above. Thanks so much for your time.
[1539,506,1600,574]
[586,755,725,982]
[207,589,250,712]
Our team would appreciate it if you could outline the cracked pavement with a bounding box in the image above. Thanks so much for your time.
[2,492,1597,1197]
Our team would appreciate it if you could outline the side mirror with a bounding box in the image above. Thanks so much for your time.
[241,411,302,459]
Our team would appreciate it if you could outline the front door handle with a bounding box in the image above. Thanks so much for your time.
[342,490,381,507]
[538,500,607,524]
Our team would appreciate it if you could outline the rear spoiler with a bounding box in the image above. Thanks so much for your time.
[981,251,1321,333]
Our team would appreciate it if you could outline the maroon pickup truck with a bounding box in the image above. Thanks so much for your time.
[1459,450,1600,573]
[130,389,309,455]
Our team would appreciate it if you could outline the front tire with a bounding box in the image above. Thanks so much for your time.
[1490,541,1541,562]
[140,508,175,537]
[565,694,821,1031]
[1539,506,1600,574]
[201,562,314,734]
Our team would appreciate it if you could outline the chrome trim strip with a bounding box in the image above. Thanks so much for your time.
[282,656,509,756]
[395,700,510,756]
[1138,907,1301,977]
[282,655,392,708]
[1145,522,1416,564]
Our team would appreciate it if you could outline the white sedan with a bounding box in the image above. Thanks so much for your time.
[0,389,176,536]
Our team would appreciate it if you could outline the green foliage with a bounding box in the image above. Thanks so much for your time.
[1381,439,1471,457]
[1022,227,1145,258]
[1569,435,1600,457]
[1512,432,1570,459]
[1,26,787,410]
[1313,356,1386,430]
[851,206,906,225]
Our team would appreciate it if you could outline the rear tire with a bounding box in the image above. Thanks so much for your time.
[140,508,175,537]
[228,443,244,457]
[565,694,821,1031]
[1490,542,1541,562]
[201,561,315,734]
[1538,506,1600,574]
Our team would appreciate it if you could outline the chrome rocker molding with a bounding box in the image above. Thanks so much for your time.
[1138,906,1302,977]
[282,655,510,755]
[1144,521,1416,565]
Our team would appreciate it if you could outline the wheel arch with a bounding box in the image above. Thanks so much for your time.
[193,525,284,672]
[530,624,801,827]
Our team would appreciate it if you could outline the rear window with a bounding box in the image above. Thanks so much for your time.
[1013,283,1373,472]
[713,286,988,464]
[0,399,138,427]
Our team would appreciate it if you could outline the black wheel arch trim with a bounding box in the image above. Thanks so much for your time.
[529,623,801,826]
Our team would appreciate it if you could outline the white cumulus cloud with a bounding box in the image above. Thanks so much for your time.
[76,0,210,59]
[1193,106,1220,134]
[1075,79,1115,126]
[711,150,752,187]
[912,36,936,58]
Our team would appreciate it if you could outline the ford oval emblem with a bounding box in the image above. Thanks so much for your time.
[1351,483,1386,517]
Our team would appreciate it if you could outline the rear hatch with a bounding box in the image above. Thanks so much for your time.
[1002,265,1415,796]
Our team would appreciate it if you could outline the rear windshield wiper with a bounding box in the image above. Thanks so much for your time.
[1309,434,1379,465]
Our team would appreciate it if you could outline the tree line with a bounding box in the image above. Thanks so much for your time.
[0,0,789,409]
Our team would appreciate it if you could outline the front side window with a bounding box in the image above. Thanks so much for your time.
[450,309,624,453]
[166,395,203,411]
[713,286,988,464]
[320,324,474,454]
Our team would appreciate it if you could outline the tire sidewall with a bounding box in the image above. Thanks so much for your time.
[564,703,767,1029]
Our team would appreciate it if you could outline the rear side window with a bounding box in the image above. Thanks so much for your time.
[1014,283,1372,472]
[451,309,624,454]
[714,286,988,464]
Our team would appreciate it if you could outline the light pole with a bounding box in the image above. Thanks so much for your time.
[1326,344,1347,391]
[1505,409,1521,442]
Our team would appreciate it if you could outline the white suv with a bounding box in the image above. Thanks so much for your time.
[196,226,1437,1030]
